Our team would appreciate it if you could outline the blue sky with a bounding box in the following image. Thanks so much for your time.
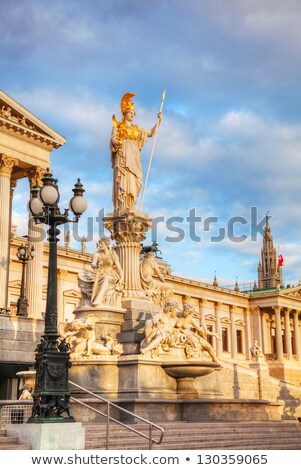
[2,0,301,287]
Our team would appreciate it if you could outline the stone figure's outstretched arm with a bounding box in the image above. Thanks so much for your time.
[153,262,165,282]
[147,112,162,137]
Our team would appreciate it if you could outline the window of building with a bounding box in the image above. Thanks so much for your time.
[222,327,228,351]
[207,324,213,345]
[236,329,243,353]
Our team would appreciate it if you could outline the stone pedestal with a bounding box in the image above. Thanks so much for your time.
[103,211,152,300]
[118,355,177,398]
[119,299,161,355]
[249,361,271,400]
[6,422,85,450]
[73,305,126,341]
[69,359,120,399]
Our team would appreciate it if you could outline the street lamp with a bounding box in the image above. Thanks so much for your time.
[16,243,35,316]
[27,168,87,422]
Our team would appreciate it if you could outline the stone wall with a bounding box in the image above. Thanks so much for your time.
[0,315,43,363]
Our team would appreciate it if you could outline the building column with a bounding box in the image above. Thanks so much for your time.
[200,298,216,348]
[25,167,45,319]
[244,308,252,360]
[7,180,17,307]
[252,306,263,350]
[57,269,67,325]
[284,308,293,360]
[214,302,222,357]
[229,305,237,359]
[0,154,18,309]
[293,310,301,362]
[273,306,284,361]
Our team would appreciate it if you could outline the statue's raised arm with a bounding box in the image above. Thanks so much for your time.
[110,93,161,213]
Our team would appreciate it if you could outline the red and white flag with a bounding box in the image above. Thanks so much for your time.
[278,254,284,266]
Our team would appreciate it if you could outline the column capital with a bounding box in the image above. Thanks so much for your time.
[57,269,68,280]
[272,305,281,314]
[27,166,45,188]
[183,295,192,305]
[214,301,222,309]
[283,307,291,315]
[199,297,208,306]
[293,309,301,317]
[243,307,250,316]
[228,304,235,314]
[0,154,18,177]
[251,306,260,315]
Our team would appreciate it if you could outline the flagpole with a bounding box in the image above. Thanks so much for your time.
[139,90,166,212]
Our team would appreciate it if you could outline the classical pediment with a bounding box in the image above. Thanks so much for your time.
[283,288,301,299]
[0,90,66,148]
[63,289,81,299]
[205,314,216,322]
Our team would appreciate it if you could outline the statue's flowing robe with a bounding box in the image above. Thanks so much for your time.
[110,123,148,211]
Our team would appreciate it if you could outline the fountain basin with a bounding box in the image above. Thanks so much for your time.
[162,361,221,399]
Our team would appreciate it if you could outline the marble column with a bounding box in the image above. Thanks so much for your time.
[252,306,263,350]
[0,154,18,309]
[229,305,237,359]
[103,211,152,299]
[244,308,252,360]
[273,306,284,361]
[57,269,68,325]
[25,167,45,319]
[200,298,216,348]
[7,180,17,306]
[214,302,222,357]
[293,310,301,362]
[284,308,293,360]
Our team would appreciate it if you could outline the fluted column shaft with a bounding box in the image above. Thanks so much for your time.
[229,305,237,358]
[114,242,144,297]
[26,167,45,318]
[293,311,301,362]
[274,306,284,361]
[252,306,263,350]
[244,308,252,360]
[104,212,152,300]
[214,302,222,357]
[0,155,17,309]
[284,308,293,359]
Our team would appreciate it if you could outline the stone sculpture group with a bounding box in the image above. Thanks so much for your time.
[62,92,219,367]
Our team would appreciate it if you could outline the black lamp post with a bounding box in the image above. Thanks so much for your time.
[16,243,35,316]
[27,168,87,423]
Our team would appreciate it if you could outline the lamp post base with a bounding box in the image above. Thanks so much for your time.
[29,347,75,422]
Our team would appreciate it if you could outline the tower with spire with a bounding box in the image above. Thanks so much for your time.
[258,213,283,289]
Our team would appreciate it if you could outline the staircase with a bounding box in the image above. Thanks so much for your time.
[84,421,301,450]
[0,428,30,450]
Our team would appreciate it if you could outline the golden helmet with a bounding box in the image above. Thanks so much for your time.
[120,92,136,115]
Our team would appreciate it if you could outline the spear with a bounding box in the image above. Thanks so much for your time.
[139,90,166,212]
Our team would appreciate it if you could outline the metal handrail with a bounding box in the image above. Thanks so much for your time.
[69,380,164,450]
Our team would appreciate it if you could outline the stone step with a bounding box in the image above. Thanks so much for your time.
[0,430,31,450]
[84,421,301,450]
[86,436,301,450]
[0,444,30,450]
[0,436,19,444]
[85,427,301,441]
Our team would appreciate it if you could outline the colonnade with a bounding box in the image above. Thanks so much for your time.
[191,296,301,363]
[272,306,301,362]
[0,153,45,318]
